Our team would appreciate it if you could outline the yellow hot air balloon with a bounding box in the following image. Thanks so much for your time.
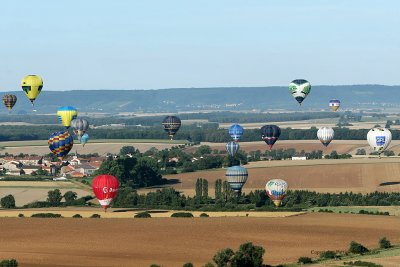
[57,106,78,129]
[21,75,43,105]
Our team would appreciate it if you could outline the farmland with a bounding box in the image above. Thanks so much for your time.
[0,213,399,266]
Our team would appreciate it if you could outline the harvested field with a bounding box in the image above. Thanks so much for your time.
[150,158,400,197]
[0,213,399,266]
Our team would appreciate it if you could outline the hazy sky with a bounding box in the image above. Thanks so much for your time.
[1,1,399,91]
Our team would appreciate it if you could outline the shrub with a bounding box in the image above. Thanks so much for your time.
[183,263,194,267]
[319,250,337,259]
[0,259,18,267]
[90,214,101,218]
[297,257,313,264]
[200,213,209,217]
[31,213,62,218]
[0,195,16,209]
[171,212,194,218]
[72,214,82,218]
[379,237,391,249]
[149,265,161,267]
[349,241,369,254]
[18,214,24,218]
[202,263,215,267]
[343,261,383,267]
[134,212,151,218]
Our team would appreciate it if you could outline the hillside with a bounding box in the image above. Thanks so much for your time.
[2,84,400,114]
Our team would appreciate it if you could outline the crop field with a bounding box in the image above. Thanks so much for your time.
[0,213,399,266]
[144,158,400,197]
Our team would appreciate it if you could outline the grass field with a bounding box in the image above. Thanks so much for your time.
[0,213,399,266]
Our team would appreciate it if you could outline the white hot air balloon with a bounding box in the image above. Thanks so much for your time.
[367,128,392,156]
[265,179,288,207]
[317,127,334,147]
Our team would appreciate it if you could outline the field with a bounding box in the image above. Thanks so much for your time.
[0,213,399,266]
[140,158,400,197]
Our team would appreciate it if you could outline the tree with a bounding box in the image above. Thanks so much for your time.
[47,189,63,206]
[0,194,16,208]
[349,241,369,254]
[63,191,77,204]
[379,237,391,249]
[183,263,194,267]
[213,248,234,267]
[195,178,203,199]
[202,179,209,201]
[215,179,222,201]
[196,145,212,156]
[120,146,140,156]
[231,242,265,267]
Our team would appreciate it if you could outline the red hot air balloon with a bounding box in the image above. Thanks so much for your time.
[92,174,120,211]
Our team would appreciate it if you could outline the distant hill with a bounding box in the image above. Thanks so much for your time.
[2,85,399,114]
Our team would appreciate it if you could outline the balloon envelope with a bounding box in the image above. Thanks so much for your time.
[288,79,311,105]
[367,128,392,154]
[225,166,248,193]
[71,118,89,138]
[57,106,78,129]
[317,127,334,147]
[48,131,74,160]
[162,116,181,139]
[92,174,120,211]
[226,141,240,157]
[21,75,43,105]
[265,179,288,207]
[261,125,281,149]
[80,133,89,147]
[2,94,17,111]
[228,124,244,142]
[329,99,341,112]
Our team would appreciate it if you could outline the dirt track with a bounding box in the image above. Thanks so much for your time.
[0,213,399,266]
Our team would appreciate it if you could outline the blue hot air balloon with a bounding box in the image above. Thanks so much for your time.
[80,133,90,147]
[225,166,248,194]
[228,124,244,142]
[226,141,240,157]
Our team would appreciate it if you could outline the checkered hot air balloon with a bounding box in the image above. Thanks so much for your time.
[228,124,244,142]
[48,131,74,161]
[226,141,240,157]
[92,174,120,211]
[2,94,17,112]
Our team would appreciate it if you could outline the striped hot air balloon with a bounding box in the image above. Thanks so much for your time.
[317,127,334,147]
[162,116,181,140]
[329,99,341,112]
[21,75,43,106]
[92,174,120,211]
[71,118,89,139]
[265,179,288,207]
[225,166,248,194]
[2,94,17,112]
[228,124,244,142]
[57,106,78,129]
[226,141,240,157]
[288,79,311,105]
[261,125,281,149]
[48,131,74,161]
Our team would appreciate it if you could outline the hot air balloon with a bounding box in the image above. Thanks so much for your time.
[71,118,89,138]
[229,124,244,142]
[226,141,240,157]
[265,179,288,207]
[367,128,392,155]
[48,131,74,161]
[2,94,17,112]
[225,166,248,195]
[162,116,181,140]
[92,174,120,211]
[317,127,334,147]
[288,79,311,105]
[57,106,78,129]
[329,99,341,112]
[261,125,281,149]
[80,133,89,147]
[21,75,43,105]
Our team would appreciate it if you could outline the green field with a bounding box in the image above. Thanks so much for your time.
[308,206,400,216]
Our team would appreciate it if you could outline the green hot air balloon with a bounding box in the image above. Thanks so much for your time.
[288,79,311,105]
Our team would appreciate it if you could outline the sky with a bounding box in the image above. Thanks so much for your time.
[1,1,399,91]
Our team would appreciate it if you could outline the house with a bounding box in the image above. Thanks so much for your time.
[292,156,307,160]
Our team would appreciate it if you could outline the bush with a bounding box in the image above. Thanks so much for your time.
[319,250,337,259]
[171,212,194,218]
[18,214,24,218]
[349,241,369,254]
[183,263,194,267]
[0,195,16,209]
[200,213,209,217]
[134,212,151,218]
[31,213,62,218]
[202,263,215,267]
[379,237,391,249]
[90,214,101,218]
[0,259,18,267]
[297,257,313,264]
[72,214,82,218]
[343,261,383,267]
